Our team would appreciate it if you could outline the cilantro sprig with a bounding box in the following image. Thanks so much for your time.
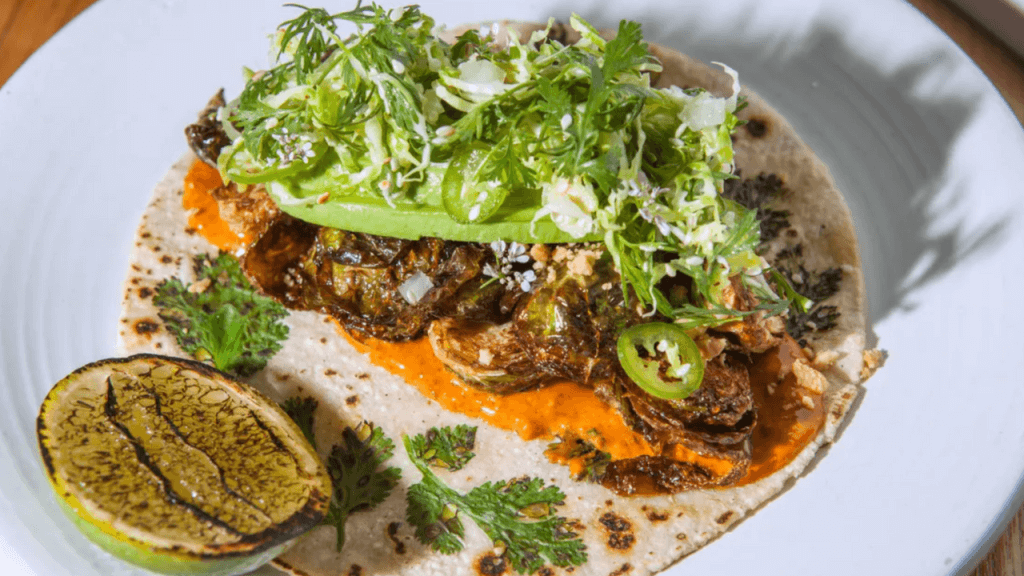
[325,422,402,551]
[404,426,587,574]
[280,397,402,552]
[153,252,288,377]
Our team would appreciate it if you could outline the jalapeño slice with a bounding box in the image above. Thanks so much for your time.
[616,322,704,400]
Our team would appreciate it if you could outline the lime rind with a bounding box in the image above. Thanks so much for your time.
[36,354,332,576]
[52,495,292,576]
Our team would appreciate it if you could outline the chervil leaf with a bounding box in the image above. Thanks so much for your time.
[404,427,588,574]
[203,304,245,371]
[153,253,289,377]
[463,477,587,573]
[405,424,477,471]
[277,399,402,553]
[483,132,537,190]
[325,422,402,552]
[535,76,571,118]
[333,2,429,73]
[601,20,651,80]
[405,478,466,555]
[276,4,338,82]
[221,3,439,183]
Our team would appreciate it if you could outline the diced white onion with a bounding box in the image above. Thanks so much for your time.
[398,272,434,304]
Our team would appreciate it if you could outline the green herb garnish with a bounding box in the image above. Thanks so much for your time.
[217,4,791,333]
[404,426,587,574]
[280,396,402,553]
[153,252,288,377]
[280,396,318,448]
[325,422,402,552]
[404,424,477,471]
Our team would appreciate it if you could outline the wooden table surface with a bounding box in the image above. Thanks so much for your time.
[2,1,1023,575]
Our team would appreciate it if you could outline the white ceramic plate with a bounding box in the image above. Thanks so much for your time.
[2,1,1023,575]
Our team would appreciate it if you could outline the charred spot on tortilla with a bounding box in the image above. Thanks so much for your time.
[475,553,508,576]
[788,306,841,346]
[599,512,636,552]
[769,244,844,344]
[719,173,847,347]
[644,508,669,523]
[775,245,843,302]
[132,319,159,336]
[386,522,406,555]
[599,512,632,533]
[744,117,770,138]
[270,556,308,576]
[609,562,634,576]
[721,172,791,246]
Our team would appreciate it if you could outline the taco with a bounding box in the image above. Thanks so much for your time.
[117,6,881,576]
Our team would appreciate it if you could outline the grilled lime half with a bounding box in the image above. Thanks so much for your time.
[36,354,332,576]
